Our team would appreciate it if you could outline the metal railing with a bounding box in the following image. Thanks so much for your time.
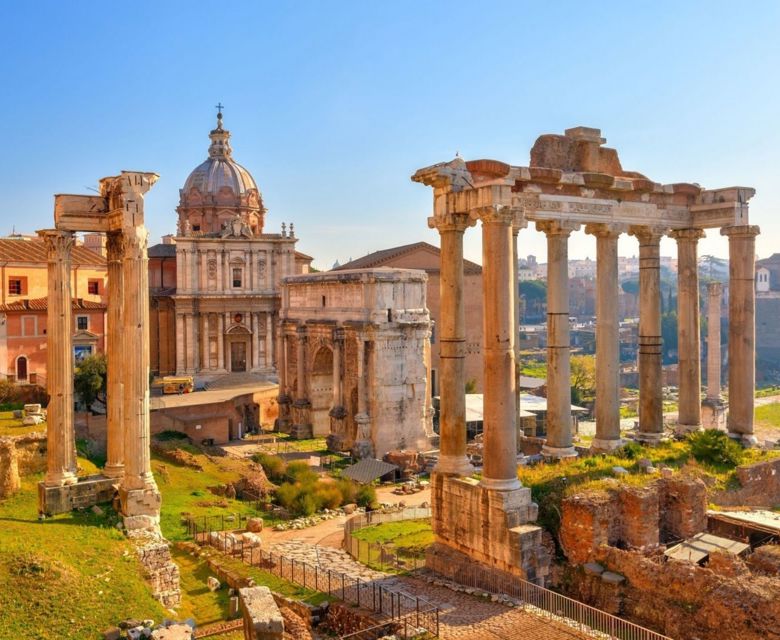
[343,506,432,572]
[443,561,673,640]
[187,517,440,638]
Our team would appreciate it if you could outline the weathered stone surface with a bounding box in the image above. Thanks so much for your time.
[600,571,625,585]
[239,586,284,640]
[714,457,780,508]
[135,541,181,608]
[246,517,264,533]
[583,562,604,576]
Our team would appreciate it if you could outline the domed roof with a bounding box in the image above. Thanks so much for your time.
[181,113,258,196]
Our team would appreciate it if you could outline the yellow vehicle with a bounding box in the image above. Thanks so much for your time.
[161,376,194,395]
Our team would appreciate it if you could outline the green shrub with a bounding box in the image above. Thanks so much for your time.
[252,453,287,483]
[620,441,644,460]
[298,491,318,517]
[355,484,378,510]
[335,478,357,505]
[275,482,301,512]
[156,430,190,441]
[286,461,318,484]
[314,483,343,510]
[688,429,744,468]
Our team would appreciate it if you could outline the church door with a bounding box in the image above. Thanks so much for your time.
[230,342,247,372]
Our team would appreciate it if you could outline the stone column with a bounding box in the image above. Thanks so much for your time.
[513,224,522,431]
[585,224,624,452]
[296,326,307,400]
[265,313,273,368]
[706,282,723,401]
[477,207,521,491]
[119,225,161,517]
[200,313,209,370]
[537,221,578,457]
[631,226,666,443]
[216,251,223,292]
[353,334,372,456]
[39,229,78,487]
[175,313,185,374]
[722,225,760,444]
[672,229,705,433]
[332,329,343,408]
[428,213,474,476]
[217,313,225,371]
[104,232,125,479]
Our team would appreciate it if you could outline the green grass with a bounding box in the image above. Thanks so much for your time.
[351,519,434,553]
[519,361,547,378]
[755,402,780,428]
[755,386,780,399]
[0,410,46,437]
[0,470,164,639]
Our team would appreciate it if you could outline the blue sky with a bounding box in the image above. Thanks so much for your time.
[1,1,778,269]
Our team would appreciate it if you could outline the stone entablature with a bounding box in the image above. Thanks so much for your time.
[278,269,433,457]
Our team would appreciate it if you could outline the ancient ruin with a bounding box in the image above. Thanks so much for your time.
[413,126,759,582]
[38,171,162,531]
[277,268,433,457]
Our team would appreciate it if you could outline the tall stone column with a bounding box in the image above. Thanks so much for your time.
[175,313,185,374]
[586,224,623,452]
[722,225,760,444]
[217,313,225,371]
[332,329,343,408]
[537,221,578,457]
[631,226,666,443]
[512,224,522,432]
[39,229,78,487]
[296,326,308,400]
[706,282,723,402]
[200,313,209,370]
[477,207,521,491]
[672,229,705,433]
[104,232,125,479]
[428,213,474,476]
[119,225,161,522]
[265,314,273,368]
[353,335,372,457]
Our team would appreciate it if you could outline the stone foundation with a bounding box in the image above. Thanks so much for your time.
[239,586,284,640]
[714,457,780,508]
[120,483,163,532]
[38,474,117,516]
[428,472,549,584]
[136,540,182,609]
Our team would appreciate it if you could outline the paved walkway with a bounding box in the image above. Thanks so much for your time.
[269,540,594,640]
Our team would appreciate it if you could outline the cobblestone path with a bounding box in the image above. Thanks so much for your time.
[270,541,595,640]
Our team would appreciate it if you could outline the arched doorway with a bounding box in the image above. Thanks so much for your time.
[310,346,333,436]
[16,356,28,382]
[225,324,251,373]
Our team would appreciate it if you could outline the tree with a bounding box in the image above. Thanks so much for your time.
[661,311,678,364]
[621,278,639,295]
[570,354,596,405]
[74,353,107,412]
[519,280,547,302]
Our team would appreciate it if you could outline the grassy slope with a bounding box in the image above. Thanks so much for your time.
[351,519,434,553]
[755,402,780,428]
[0,471,164,639]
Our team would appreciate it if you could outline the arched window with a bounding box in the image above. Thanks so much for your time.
[16,356,28,381]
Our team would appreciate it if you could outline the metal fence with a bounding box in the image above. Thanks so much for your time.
[446,561,673,640]
[343,506,432,572]
[187,514,440,638]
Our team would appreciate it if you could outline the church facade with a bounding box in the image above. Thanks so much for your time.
[149,112,311,377]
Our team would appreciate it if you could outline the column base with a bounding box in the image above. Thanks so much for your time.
[479,476,522,491]
[590,437,624,453]
[634,431,667,445]
[44,470,78,488]
[675,423,702,436]
[102,464,125,480]
[434,454,474,476]
[728,432,758,447]
[119,481,162,532]
[541,444,578,459]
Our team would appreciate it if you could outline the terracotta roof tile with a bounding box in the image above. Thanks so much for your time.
[0,238,105,266]
[0,297,106,312]
[334,242,482,274]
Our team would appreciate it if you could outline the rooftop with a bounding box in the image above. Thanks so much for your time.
[0,237,105,266]
[334,242,482,275]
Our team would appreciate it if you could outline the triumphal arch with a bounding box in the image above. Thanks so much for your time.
[38,171,162,531]
[413,126,758,583]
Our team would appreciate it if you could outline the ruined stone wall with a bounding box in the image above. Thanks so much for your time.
[560,475,708,564]
[714,457,780,508]
[562,547,780,640]
[0,432,47,498]
[135,541,181,609]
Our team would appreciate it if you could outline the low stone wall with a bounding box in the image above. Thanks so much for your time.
[0,432,46,498]
[562,546,780,640]
[136,540,181,609]
[714,457,780,508]
[560,475,708,564]
[429,472,550,584]
[239,586,284,640]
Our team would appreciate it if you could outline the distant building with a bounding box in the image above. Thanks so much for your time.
[755,254,780,362]
[0,235,107,384]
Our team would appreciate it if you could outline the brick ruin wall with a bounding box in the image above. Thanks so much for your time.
[0,432,47,498]
[559,475,708,564]
[135,540,181,609]
[563,546,780,640]
[714,457,780,508]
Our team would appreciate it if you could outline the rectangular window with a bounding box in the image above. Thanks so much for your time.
[77,316,88,331]
[8,277,26,295]
[232,268,242,288]
[87,279,100,295]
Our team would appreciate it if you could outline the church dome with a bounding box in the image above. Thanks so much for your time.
[181,112,258,197]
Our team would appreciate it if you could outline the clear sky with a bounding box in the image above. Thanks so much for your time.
[1,1,778,269]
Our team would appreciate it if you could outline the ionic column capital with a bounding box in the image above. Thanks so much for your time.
[37,228,75,259]
[427,212,475,233]
[670,228,705,242]
[707,280,723,295]
[535,220,580,237]
[720,224,760,239]
[628,225,668,244]
[584,222,626,239]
